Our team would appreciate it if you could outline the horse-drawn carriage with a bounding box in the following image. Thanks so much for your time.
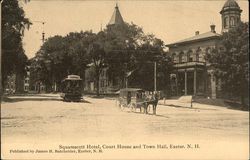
[118,88,158,114]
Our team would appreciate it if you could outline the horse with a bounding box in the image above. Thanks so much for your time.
[142,93,159,115]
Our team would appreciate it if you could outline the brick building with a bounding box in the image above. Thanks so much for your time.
[166,0,243,98]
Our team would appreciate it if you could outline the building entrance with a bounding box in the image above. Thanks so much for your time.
[177,71,194,96]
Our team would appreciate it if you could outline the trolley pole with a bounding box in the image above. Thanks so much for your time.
[154,61,157,92]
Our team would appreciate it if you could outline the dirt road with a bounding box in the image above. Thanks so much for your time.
[1,94,249,159]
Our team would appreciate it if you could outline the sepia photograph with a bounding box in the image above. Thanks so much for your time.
[1,0,249,159]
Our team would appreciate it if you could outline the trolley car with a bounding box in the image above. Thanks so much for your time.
[61,75,83,102]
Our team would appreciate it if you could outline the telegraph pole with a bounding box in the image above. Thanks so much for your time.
[33,20,46,93]
[154,61,157,92]
[33,21,46,43]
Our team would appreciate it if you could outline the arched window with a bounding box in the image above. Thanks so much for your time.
[187,50,193,62]
[179,52,184,63]
[172,53,176,63]
[230,16,235,26]
[196,48,201,62]
[224,17,229,28]
[236,17,240,25]
[196,53,199,62]
[206,47,211,54]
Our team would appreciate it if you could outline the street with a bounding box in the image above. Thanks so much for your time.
[1,94,249,159]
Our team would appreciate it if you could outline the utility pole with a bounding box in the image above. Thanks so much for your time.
[33,21,46,93]
[154,61,157,92]
[33,21,46,43]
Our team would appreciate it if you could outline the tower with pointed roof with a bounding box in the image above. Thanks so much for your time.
[220,0,242,33]
[107,4,125,28]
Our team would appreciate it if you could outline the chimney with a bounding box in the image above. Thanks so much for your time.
[195,31,199,35]
[210,24,216,33]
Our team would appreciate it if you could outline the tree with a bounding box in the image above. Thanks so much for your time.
[103,22,173,91]
[87,32,106,96]
[31,35,69,92]
[67,31,95,82]
[1,0,31,90]
[30,22,172,96]
[31,31,94,92]
[103,23,143,87]
[129,35,172,92]
[206,22,249,107]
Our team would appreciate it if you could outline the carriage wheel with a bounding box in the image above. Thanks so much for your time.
[63,97,69,102]
[128,104,133,112]
[131,103,137,112]
[147,104,151,113]
[120,104,125,111]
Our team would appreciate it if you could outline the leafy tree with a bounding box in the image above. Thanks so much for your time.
[30,22,173,96]
[32,35,69,92]
[31,31,94,92]
[206,22,249,107]
[129,34,172,92]
[103,22,173,91]
[67,31,95,80]
[1,0,31,90]
[103,23,143,87]
[87,32,106,96]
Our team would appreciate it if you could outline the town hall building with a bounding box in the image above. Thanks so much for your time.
[166,0,243,98]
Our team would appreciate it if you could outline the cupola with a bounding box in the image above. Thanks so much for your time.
[220,0,242,33]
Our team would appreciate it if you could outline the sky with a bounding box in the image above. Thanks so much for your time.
[21,0,249,59]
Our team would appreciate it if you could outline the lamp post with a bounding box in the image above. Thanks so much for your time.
[153,55,163,92]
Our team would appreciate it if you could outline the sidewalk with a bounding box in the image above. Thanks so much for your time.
[158,99,246,112]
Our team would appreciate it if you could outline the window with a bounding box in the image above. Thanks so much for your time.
[236,17,240,24]
[179,52,184,63]
[195,53,199,62]
[101,80,104,87]
[172,53,176,63]
[187,51,193,62]
[206,48,211,54]
[24,86,28,91]
[224,17,229,28]
[230,16,235,26]
[101,70,105,77]
[196,48,202,62]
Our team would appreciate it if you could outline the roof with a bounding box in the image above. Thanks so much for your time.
[167,31,221,47]
[108,4,124,26]
[63,75,82,81]
[120,88,144,92]
[220,0,242,13]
